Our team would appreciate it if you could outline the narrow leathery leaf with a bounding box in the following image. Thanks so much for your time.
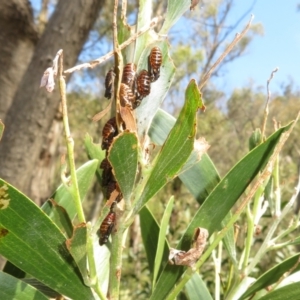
[139,206,170,275]
[180,124,292,250]
[66,223,89,285]
[136,41,176,141]
[134,0,152,64]
[220,213,237,264]
[180,156,237,263]
[108,131,138,202]
[93,237,110,293]
[149,109,236,263]
[118,20,133,62]
[135,80,203,213]
[148,108,174,145]
[149,108,219,204]
[150,123,292,300]
[43,159,98,223]
[239,253,300,299]
[258,282,300,300]
[0,120,4,142]
[0,180,94,300]
[178,139,210,175]
[84,134,105,180]
[179,154,219,204]
[0,271,49,300]
[265,176,274,213]
[45,199,73,238]
[185,272,213,300]
[230,277,256,300]
[153,196,174,287]
[249,128,262,150]
[84,134,105,164]
[160,0,190,34]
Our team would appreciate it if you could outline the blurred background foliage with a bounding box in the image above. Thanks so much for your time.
[17,0,300,298]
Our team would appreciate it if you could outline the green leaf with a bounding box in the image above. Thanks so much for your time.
[153,196,174,288]
[179,154,220,203]
[84,134,105,163]
[258,282,300,300]
[249,128,262,150]
[0,271,49,300]
[84,134,105,182]
[0,180,94,300]
[67,223,89,285]
[185,272,213,300]
[239,253,300,299]
[150,122,293,300]
[183,123,292,243]
[42,159,99,225]
[135,80,203,213]
[149,108,219,204]
[44,199,73,238]
[136,41,176,140]
[0,119,4,142]
[108,131,138,202]
[134,0,152,64]
[160,0,190,34]
[139,206,170,275]
[221,213,237,265]
[149,109,237,264]
[93,237,110,293]
[118,19,133,62]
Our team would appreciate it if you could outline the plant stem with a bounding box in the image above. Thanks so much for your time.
[245,176,300,274]
[273,154,281,217]
[242,182,266,272]
[58,50,85,224]
[107,1,124,299]
[212,240,222,300]
[261,68,278,140]
[108,225,124,299]
[241,203,253,271]
[271,217,300,244]
[86,222,107,300]
[58,51,107,299]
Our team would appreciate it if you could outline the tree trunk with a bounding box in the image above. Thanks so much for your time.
[0,0,38,119]
[0,0,106,199]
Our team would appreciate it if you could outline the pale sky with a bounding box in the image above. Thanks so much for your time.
[216,0,300,95]
[30,0,300,96]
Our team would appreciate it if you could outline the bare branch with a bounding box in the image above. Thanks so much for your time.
[64,16,163,74]
[121,0,127,23]
[261,67,279,139]
[199,14,254,90]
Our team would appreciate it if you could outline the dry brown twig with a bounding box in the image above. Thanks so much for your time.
[40,49,62,92]
[121,0,127,23]
[64,16,163,74]
[169,227,209,268]
[261,67,279,140]
[199,14,254,90]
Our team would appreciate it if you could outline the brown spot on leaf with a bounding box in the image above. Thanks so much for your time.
[0,228,9,237]
[0,184,10,209]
